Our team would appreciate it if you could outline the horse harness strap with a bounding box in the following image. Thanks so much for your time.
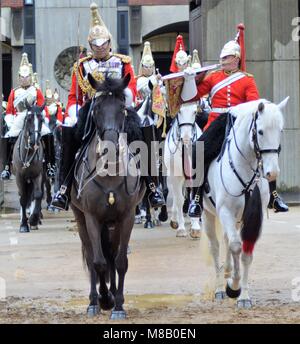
[227,139,259,196]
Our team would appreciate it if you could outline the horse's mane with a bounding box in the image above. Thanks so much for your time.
[97,77,126,100]
[230,99,284,133]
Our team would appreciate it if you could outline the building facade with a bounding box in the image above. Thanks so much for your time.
[189,0,300,198]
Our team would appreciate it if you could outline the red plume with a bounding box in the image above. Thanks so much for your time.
[170,35,186,73]
[236,23,246,72]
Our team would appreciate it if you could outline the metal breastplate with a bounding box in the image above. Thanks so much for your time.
[14,86,37,112]
[83,56,123,83]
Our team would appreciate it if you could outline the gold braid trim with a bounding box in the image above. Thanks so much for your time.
[73,57,105,97]
[112,53,131,64]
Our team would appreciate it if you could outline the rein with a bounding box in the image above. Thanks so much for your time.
[18,110,42,169]
[167,115,197,155]
[220,110,280,198]
[75,94,140,199]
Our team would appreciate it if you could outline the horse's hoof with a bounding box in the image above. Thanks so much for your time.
[215,291,227,301]
[87,305,100,317]
[99,291,115,311]
[226,283,241,299]
[176,229,187,237]
[19,225,30,233]
[144,221,154,229]
[237,299,253,309]
[30,225,39,231]
[134,216,142,224]
[110,310,126,320]
[158,211,168,222]
[153,219,161,227]
[190,229,201,239]
[170,220,179,230]
[47,205,55,213]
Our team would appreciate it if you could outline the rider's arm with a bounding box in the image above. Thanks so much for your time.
[65,66,84,124]
[123,63,137,105]
[36,89,49,120]
[244,76,260,101]
[5,90,16,116]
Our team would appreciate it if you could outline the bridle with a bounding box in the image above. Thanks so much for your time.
[19,109,43,169]
[76,91,139,198]
[220,109,281,198]
[168,111,197,155]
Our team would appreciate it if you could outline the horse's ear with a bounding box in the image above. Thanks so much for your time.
[148,79,154,91]
[278,96,290,112]
[123,73,131,89]
[25,98,30,110]
[258,102,265,113]
[88,73,101,91]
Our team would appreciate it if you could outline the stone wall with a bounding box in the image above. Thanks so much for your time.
[191,0,300,195]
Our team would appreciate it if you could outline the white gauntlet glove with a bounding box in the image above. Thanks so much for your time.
[181,67,198,102]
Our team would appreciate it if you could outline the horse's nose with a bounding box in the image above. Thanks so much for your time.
[181,137,191,146]
[265,171,278,182]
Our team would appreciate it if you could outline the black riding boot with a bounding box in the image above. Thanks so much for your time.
[42,134,56,178]
[142,125,165,208]
[0,138,15,180]
[51,126,80,211]
[268,180,289,212]
[188,114,230,218]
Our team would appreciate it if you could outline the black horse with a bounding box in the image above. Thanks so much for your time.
[70,74,145,319]
[12,102,45,232]
[44,110,62,212]
[135,84,169,228]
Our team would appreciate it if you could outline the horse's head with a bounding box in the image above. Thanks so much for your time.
[250,97,288,181]
[88,73,130,151]
[23,100,45,148]
[177,102,198,145]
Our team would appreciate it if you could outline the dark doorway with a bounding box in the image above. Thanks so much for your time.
[2,54,12,100]
[152,52,189,76]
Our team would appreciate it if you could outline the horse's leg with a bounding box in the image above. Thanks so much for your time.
[29,174,43,230]
[73,207,100,316]
[224,233,232,279]
[203,209,225,299]
[110,214,134,320]
[168,176,179,230]
[144,192,154,229]
[85,213,109,312]
[17,178,30,233]
[98,225,115,311]
[85,214,107,274]
[237,252,253,308]
[158,176,168,222]
[173,176,187,237]
[45,176,53,210]
[219,207,241,298]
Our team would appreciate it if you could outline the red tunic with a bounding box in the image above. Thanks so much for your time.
[6,87,49,119]
[66,55,137,117]
[195,70,259,130]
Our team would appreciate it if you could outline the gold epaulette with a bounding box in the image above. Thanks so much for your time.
[243,72,254,77]
[72,56,96,96]
[208,69,221,76]
[112,53,132,64]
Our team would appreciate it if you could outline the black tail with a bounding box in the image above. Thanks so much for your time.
[240,184,263,254]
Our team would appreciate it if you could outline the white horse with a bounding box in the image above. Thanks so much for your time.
[164,102,202,238]
[202,97,289,308]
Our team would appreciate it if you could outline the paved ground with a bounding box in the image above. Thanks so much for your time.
[0,179,300,324]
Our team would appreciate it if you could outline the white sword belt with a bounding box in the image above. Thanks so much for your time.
[211,107,232,113]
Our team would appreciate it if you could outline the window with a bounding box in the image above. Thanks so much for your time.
[117,11,129,54]
[117,0,128,5]
[24,2,35,39]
